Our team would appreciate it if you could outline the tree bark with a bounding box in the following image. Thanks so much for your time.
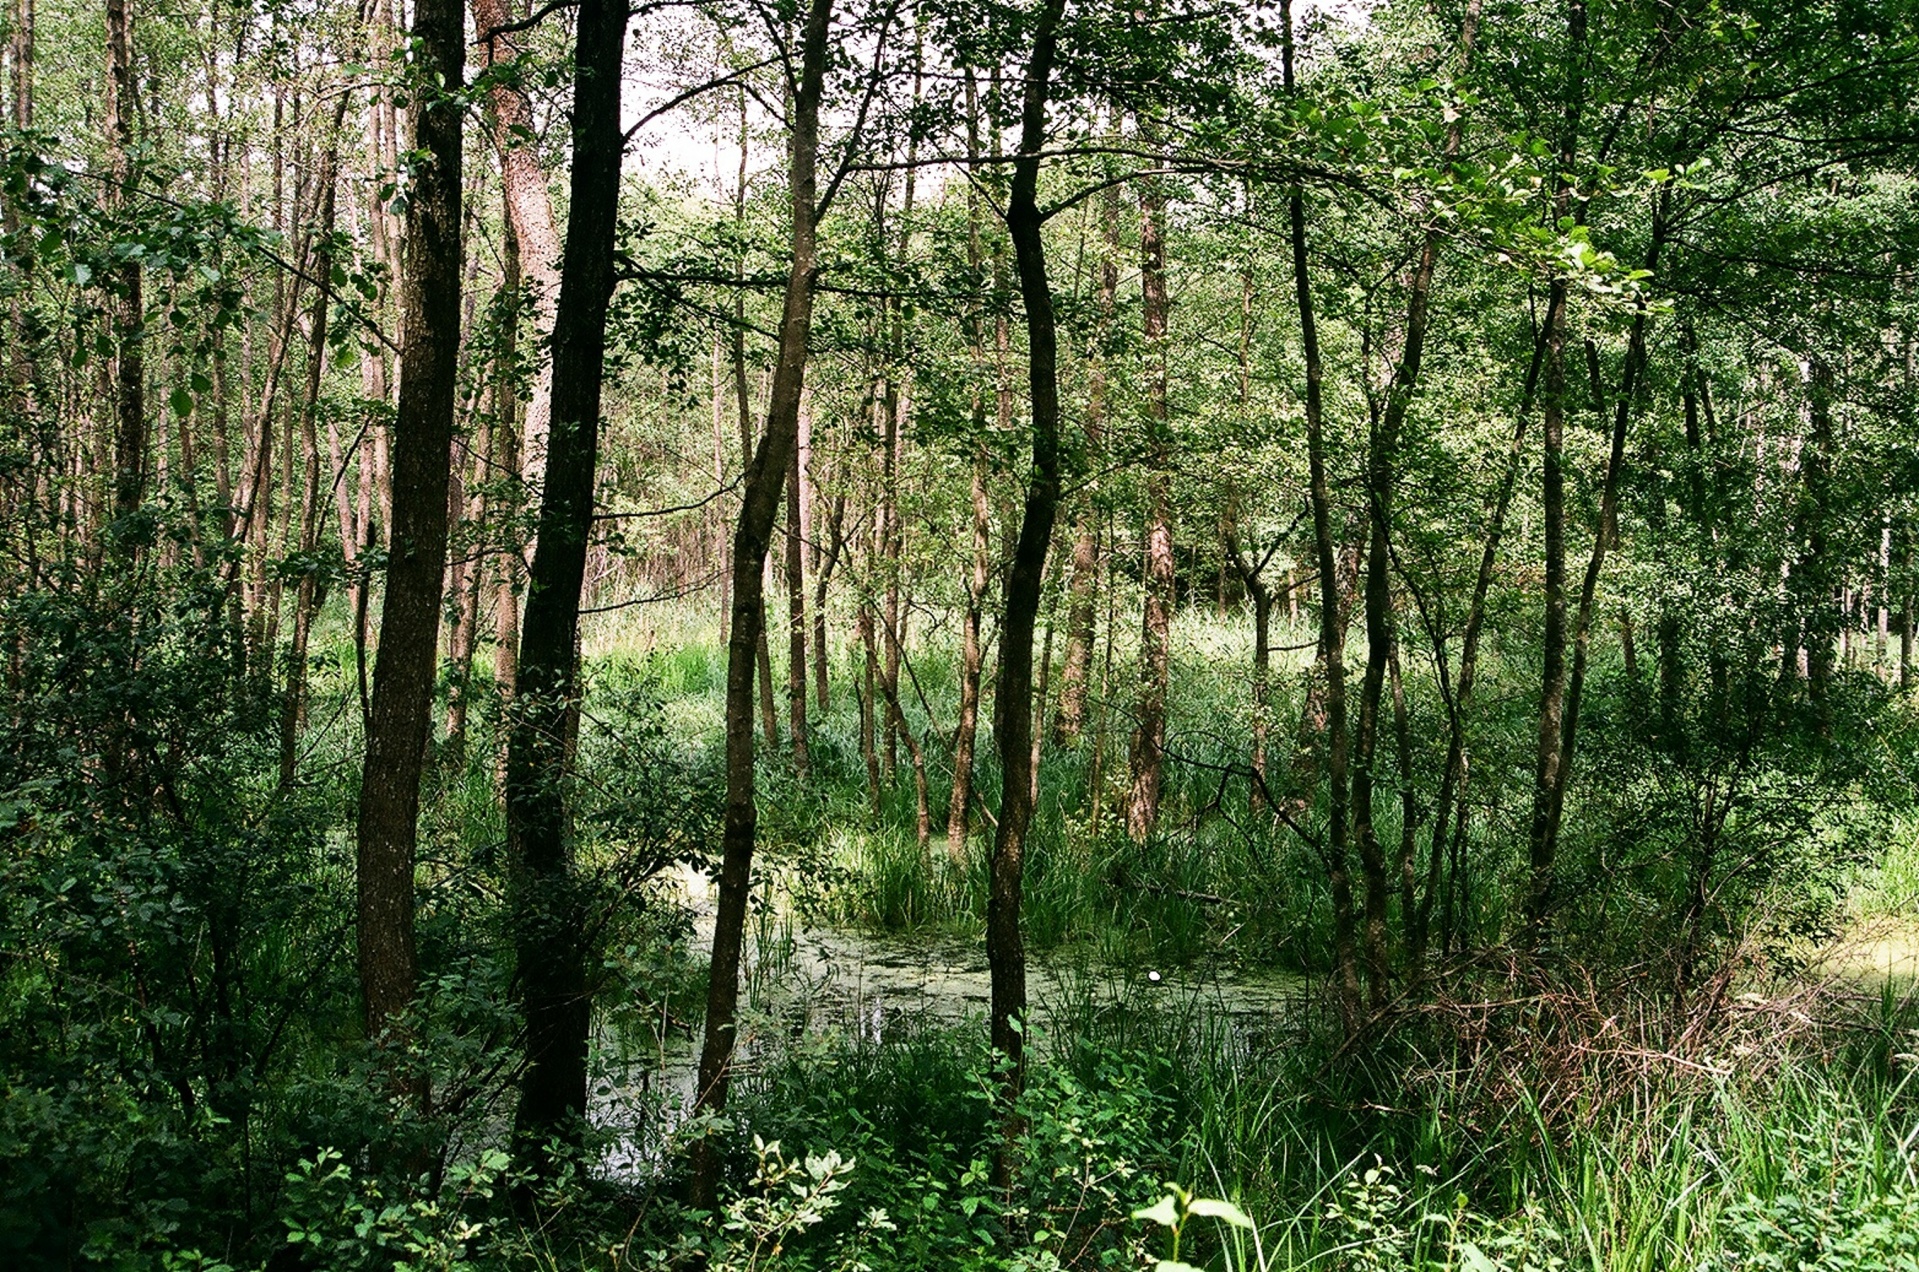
[356,0,462,1072]
[989,0,1067,1114]
[1523,0,1586,941]
[1283,0,1360,1031]
[504,0,628,1158]
[280,134,342,787]
[691,0,832,1207]
[471,0,560,505]
[948,73,993,862]
[1126,143,1174,844]
[785,399,810,774]
[104,0,144,539]
[1053,156,1119,746]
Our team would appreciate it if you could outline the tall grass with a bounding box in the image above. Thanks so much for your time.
[704,966,1919,1270]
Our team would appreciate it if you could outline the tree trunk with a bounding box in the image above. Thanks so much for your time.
[989,0,1066,1120]
[1053,160,1119,746]
[104,0,144,540]
[503,0,628,1159]
[1283,0,1360,1031]
[492,213,525,714]
[1550,210,1665,837]
[471,0,560,504]
[811,489,843,711]
[948,76,993,862]
[1799,354,1837,727]
[948,454,991,862]
[356,0,462,1076]
[785,399,810,774]
[280,136,342,787]
[1523,0,1587,942]
[1126,147,1174,844]
[691,0,832,1207]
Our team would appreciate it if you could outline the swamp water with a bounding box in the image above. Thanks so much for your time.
[591,868,1306,1175]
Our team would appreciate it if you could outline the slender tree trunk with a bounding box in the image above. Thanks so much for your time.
[280,137,342,787]
[1547,210,1666,862]
[1224,272,1275,812]
[1126,146,1174,844]
[811,490,843,711]
[442,425,487,762]
[357,0,462,1074]
[1523,0,1587,941]
[880,376,902,779]
[948,76,993,861]
[1799,354,1837,728]
[691,0,832,1207]
[105,0,144,540]
[859,593,882,815]
[471,0,560,502]
[1283,0,1359,1031]
[785,400,810,774]
[494,214,525,708]
[988,0,1066,1121]
[948,454,991,862]
[1053,160,1119,746]
[875,625,932,851]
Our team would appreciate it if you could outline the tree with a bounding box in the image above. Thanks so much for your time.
[356,0,463,1069]
[504,0,630,1161]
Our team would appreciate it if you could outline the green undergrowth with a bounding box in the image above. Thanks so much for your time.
[600,969,1919,1271]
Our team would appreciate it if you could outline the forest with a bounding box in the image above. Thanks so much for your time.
[3,0,1919,1265]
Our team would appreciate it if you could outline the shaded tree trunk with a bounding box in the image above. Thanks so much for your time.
[1283,0,1360,1031]
[1126,149,1174,844]
[948,74,993,862]
[988,0,1066,1118]
[503,0,628,1159]
[1523,0,1587,941]
[471,0,560,503]
[105,0,144,539]
[691,0,832,1207]
[356,0,462,1073]
[785,400,810,774]
[1053,162,1119,746]
[280,137,342,787]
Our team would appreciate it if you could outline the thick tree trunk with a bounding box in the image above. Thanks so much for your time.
[357,0,462,1071]
[1126,154,1174,844]
[504,0,628,1158]
[691,0,832,1207]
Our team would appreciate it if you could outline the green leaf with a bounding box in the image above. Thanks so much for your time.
[1188,1198,1256,1230]
[1133,1195,1180,1229]
[170,385,193,417]
[1457,1241,1500,1272]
